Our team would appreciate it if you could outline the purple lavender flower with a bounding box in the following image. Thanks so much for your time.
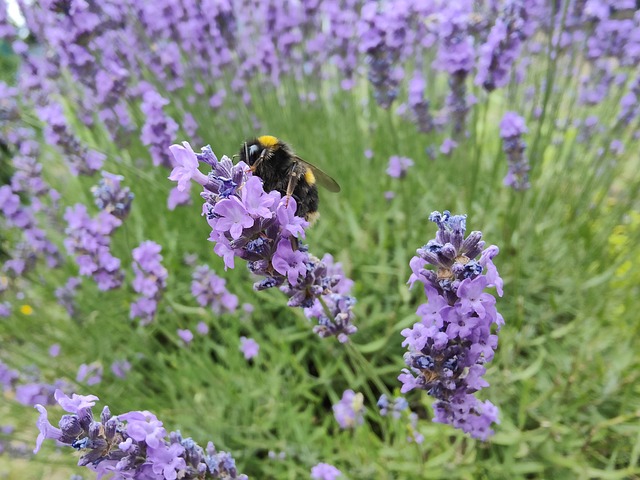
[169,142,357,341]
[111,360,131,379]
[140,86,179,168]
[386,156,414,179]
[64,204,123,290]
[408,71,434,133]
[34,390,248,479]
[377,394,423,443]
[272,239,307,284]
[15,382,64,407]
[0,185,61,274]
[377,394,409,419]
[191,265,238,314]
[239,337,259,360]
[76,363,103,386]
[36,103,105,176]
[48,344,61,358]
[475,1,533,92]
[499,112,530,190]
[0,301,11,317]
[130,241,168,326]
[168,142,211,191]
[300,254,357,343]
[357,1,409,109]
[434,1,475,135]
[177,329,194,345]
[311,463,343,480]
[91,171,134,220]
[0,361,18,392]
[617,76,640,125]
[197,321,209,335]
[333,389,365,429]
[400,211,503,440]
[440,138,458,155]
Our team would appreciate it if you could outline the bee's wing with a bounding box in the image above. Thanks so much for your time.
[294,156,341,193]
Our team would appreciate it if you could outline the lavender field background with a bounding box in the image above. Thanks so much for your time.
[1,0,640,479]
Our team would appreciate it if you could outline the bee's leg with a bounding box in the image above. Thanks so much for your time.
[285,171,300,207]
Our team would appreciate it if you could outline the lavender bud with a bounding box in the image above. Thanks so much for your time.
[100,406,111,424]
[59,415,83,437]
[104,418,118,442]
[88,422,101,441]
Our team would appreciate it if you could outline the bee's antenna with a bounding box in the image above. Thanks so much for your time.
[244,142,249,162]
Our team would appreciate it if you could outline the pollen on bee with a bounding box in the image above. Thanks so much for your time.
[257,135,279,147]
[307,211,320,225]
[304,168,316,185]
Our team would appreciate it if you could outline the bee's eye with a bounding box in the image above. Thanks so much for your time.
[249,144,260,158]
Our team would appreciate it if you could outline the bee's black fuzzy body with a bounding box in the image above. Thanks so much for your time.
[239,135,319,221]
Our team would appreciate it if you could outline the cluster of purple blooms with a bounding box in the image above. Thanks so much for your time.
[76,363,103,387]
[37,103,106,176]
[386,156,415,179]
[333,389,365,429]
[357,1,410,109]
[0,361,19,393]
[169,142,357,342]
[1,0,639,193]
[92,171,135,220]
[475,1,534,92]
[0,184,61,276]
[191,265,238,315]
[62,170,133,290]
[407,70,434,134]
[0,361,70,409]
[130,241,168,326]
[111,359,132,379]
[311,462,342,480]
[140,85,179,170]
[377,394,409,419]
[400,211,504,440]
[239,337,259,360]
[499,112,530,191]
[34,390,247,479]
[63,204,123,291]
[0,82,62,280]
[1,83,53,200]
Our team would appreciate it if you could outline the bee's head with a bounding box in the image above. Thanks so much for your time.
[241,135,280,166]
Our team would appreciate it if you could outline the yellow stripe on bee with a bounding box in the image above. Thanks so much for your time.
[304,168,316,185]
[257,135,279,147]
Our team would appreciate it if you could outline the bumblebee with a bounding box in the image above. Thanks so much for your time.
[238,135,340,222]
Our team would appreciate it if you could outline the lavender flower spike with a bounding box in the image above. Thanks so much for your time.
[400,211,503,440]
[91,171,134,220]
[130,241,168,326]
[168,141,357,342]
[34,390,248,479]
[499,112,530,191]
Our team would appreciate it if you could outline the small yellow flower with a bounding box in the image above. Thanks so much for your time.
[20,305,33,315]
